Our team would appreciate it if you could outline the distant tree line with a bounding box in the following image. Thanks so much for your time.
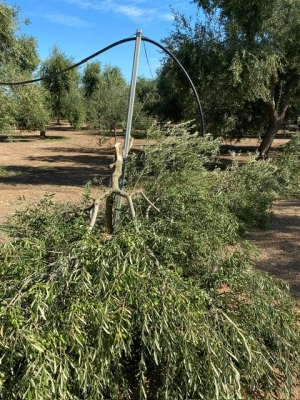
[0,2,158,139]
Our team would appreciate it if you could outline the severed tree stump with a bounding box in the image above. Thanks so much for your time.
[89,143,135,233]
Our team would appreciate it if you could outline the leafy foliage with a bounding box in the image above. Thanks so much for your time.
[132,77,158,133]
[40,45,80,124]
[82,62,128,134]
[157,0,300,157]
[62,87,86,130]
[0,2,39,73]
[214,155,279,228]
[1,125,299,399]
[0,1,46,134]
[272,133,300,198]
[0,86,16,133]
[13,84,52,131]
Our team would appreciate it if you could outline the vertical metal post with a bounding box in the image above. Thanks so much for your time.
[115,29,142,227]
[123,29,142,165]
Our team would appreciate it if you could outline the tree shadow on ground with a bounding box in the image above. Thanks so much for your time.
[40,146,110,155]
[0,135,67,143]
[0,147,114,188]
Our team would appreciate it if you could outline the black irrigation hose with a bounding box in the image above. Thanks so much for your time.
[142,36,205,137]
[0,35,205,136]
[0,37,136,86]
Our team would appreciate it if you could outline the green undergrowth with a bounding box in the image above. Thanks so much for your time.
[0,125,299,399]
[273,133,300,198]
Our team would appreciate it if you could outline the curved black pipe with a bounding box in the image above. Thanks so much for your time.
[142,36,205,137]
[0,34,205,135]
[0,37,136,86]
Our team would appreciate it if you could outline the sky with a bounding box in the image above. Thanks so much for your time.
[5,0,201,82]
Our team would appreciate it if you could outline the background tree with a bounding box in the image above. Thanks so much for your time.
[62,87,86,130]
[13,84,51,136]
[157,69,195,124]
[0,86,16,133]
[0,1,47,134]
[132,77,159,132]
[40,45,80,125]
[82,61,102,98]
[0,2,39,75]
[158,0,300,158]
[83,63,128,137]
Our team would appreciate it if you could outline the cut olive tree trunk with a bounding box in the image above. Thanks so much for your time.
[89,142,135,233]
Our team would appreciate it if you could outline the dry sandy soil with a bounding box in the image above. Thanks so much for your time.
[0,123,299,301]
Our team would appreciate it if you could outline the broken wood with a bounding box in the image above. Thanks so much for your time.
[89,142,136,233]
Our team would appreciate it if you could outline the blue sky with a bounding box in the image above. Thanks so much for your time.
[5,0,201,81]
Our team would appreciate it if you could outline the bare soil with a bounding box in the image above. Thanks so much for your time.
[249,199,300,299]
[0,122,146,237]
[0,122,121,212]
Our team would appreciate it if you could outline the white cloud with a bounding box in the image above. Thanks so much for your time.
[65,0,174,22]
[44,12,95,27]
[161,13,174,22]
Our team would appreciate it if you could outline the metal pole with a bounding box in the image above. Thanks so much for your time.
[123,29,142,164]
[115,29,142,227]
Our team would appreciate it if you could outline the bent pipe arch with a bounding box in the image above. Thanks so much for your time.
[0,37,136,86]
[142,36,205,137]
[0,35,204,135]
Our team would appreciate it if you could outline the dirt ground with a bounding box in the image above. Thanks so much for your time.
[0,123,299,301]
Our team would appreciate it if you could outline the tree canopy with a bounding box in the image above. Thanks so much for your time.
[0,2,39,75]
[0,1,50,134]
[82,62,129,135]
[157,0,300,158]
[40,45,80,125]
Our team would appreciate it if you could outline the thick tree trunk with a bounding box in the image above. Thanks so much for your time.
[258,118,280,159]
[258,101,280,159]
[258,73,299,159]
[40,130,46,139]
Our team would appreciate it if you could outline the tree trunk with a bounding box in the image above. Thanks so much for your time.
[258,120,280,159]
[40,130,46,139]
[258,73,299,159]
[258,101,280,159]
[114,126,117,143]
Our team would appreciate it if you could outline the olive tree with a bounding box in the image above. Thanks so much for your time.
[159,0,300,158]
[132,77,158,131]
[13,83,51,135]
[0,1,50,135]
[82,63,128,136]
[40,45,80,125]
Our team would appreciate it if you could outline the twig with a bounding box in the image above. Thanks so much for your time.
[139,191,160,213]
